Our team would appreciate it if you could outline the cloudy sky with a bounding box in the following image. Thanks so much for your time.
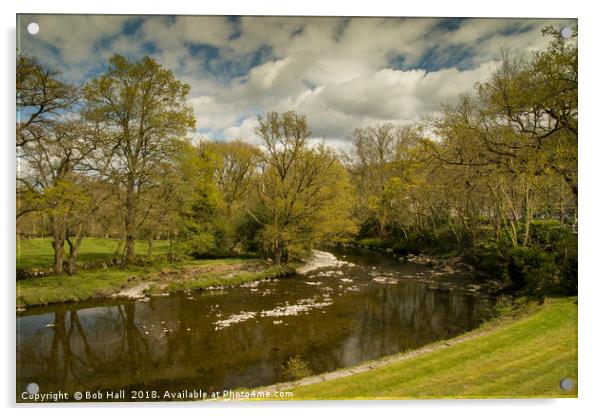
[18,15,576,147]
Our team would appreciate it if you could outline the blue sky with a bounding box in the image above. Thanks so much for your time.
[17,15,576,146]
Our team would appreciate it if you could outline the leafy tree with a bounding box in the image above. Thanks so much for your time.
[18,119,109,273]
[345,124,420,240]
[254,111,355,263]
[83,55,196,264]
[199,140,261,254]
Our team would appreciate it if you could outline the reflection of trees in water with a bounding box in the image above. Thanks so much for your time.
[322,283,488,369]
[21,302,154,391]
[18,280,493,394]
[47,310,100,387]
[116,303,152,371]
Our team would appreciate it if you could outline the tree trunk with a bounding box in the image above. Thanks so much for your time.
[52,238,65,274]
[274,239,283,264]
[123,176,137,264]
[66,224,85,275]
[50,215,66,274]
[522,184,533,246]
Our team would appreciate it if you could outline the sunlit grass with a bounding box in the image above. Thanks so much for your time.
[157,264,297,293]
[16,237,171,269]
[16,258,274,307]
[285,297,577,399]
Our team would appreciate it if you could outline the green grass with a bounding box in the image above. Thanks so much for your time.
[156,264,297,294]
[285,297,577,399]
[16,237,171,269]
[16,258,272,307]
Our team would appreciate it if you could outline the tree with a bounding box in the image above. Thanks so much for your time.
[428,27,578,247]
[199,140,261,254]
[17,55,79,148]
[345,124,419,239]
[18,119,103,273]
[254,111,355,263]
[83,55,196,264]
[173,140,222,259]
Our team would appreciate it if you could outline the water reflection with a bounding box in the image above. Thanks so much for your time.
[17,251,494,400]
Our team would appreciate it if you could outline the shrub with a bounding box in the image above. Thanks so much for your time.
[281,355,313,381]
[529,220,577,295]
[462,243,506,280]
[174,232,217,259]
[506,246,559,294]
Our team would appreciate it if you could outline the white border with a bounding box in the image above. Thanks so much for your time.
[2,1,600,415]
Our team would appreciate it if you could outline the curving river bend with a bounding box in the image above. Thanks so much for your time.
[17,248,495,401]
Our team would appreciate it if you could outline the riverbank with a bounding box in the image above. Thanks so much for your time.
[17,249,358,309]
[16,258,295,308]
[259,296,577,399]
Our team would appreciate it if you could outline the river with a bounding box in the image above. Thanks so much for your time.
[16,248,496,401]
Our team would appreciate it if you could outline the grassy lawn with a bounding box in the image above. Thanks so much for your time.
[16,237,171,269]
[285,297,577,399]
[16,258,289,307]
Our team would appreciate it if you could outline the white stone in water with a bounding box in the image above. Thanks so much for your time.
[259,297,333,318]
[297,250,354,275]
[241,280,261,288]
[214,311,257,330]
[372,276,398,284]
[340,278,353,283]
[213,297,334,330]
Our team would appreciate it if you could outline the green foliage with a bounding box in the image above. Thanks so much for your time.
[506,246,558,294]
[83,54,196,263]
[499,221,577,295]
[530,220,577,295]
[17,28,577,297]
[179,232,217,259]
[462,243,506,280]
[281,355,314,381]
[343,29,577,296]
[252,111,357,263]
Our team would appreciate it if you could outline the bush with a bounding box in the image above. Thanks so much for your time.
[530,220,573,250]
[281,355,313,381]
[529,220,577,295]
[462,243,505,280]
[175,232,217,259]
[506,246,559,294]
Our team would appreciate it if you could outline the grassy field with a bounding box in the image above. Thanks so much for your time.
[16,258,293,307]
[16,237,171,269]
[283,297,577,399]
[16,237,297,307]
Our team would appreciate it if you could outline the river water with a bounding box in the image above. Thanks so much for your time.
[17,248,495,401]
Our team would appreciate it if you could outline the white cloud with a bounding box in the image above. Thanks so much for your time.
[19,14,577,148]
[223,116,262,144]
[192,61,498,141]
